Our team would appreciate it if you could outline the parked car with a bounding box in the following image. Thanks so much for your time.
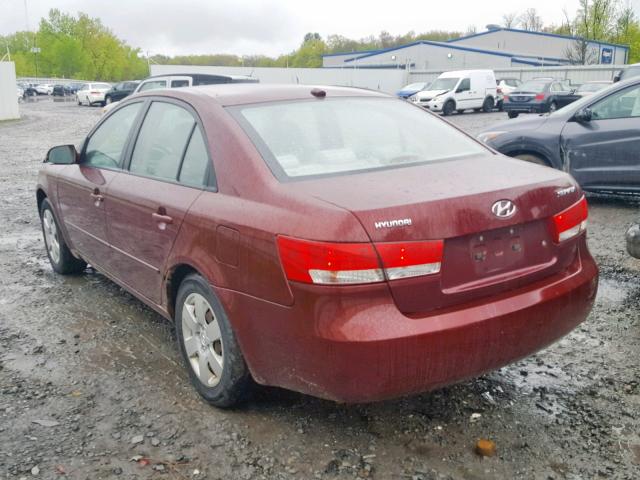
[52,84,70,97]
[396,81,430,99]
[614,63,640,82]
[574,81,612,97]
[37,84,597,406]
[19,83,38,98]
[102,73,259,114]
[503,79,576,118]
[411,70,497,115]
[76,82,112,106]
[478,77,640,192]
[104,81,140,104]
[17,85,24,99]
[35,83,54,95]
[67,82,86,95]
[496,78,522,110]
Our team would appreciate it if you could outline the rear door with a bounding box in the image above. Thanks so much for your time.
[57,102,144,267]
[105,99,209,304]
[561,82,640,189]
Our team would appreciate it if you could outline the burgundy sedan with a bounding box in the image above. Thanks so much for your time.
[37,85,598,407]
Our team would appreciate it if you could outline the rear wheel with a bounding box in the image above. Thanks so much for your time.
[513,153,550,167]
[548,101,558,113]
[175,274,252,407]
[482,96,495,113]
[105,96,112,105]
[508,111,519,119]
[442,100,455,116]
[39,198,86,274]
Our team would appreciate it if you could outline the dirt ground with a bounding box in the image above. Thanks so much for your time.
[0,99,639,480]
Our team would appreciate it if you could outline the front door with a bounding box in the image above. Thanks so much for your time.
[562,83,640,190]
[106,100,210,304]
[57,102,144,267]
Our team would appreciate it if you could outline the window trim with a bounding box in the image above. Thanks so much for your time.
[79,100,146,172]
[121,97,217,191]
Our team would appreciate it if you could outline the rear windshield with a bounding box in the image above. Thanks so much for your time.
[519,81,548,92]
[232,97,487,180]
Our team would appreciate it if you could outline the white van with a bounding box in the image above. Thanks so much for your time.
[411,70,497,115]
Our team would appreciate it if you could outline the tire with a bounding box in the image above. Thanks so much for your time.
[548,101,558,113]
[457,109,465,114]
[473,108,481,113]
[497,100,504,112]
[442,100,455,116]
[508,111,519,119]
[77,95,82,106]
[175,273,252,408]
[513,153,550,167]
[482,96,495,113]
[39,198,86,275]
[105,96,112,105]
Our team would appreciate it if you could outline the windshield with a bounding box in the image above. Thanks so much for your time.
[233,97,487,180]
[518,81,548,93]
[402,82,428,91]
[578,83,608,92]
[430,78,459,90]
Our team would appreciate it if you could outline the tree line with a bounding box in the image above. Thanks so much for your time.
[1,2,639,81]
[1,9,148,81]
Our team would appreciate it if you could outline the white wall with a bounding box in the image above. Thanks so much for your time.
[0,62,19,121]
[345,43,514,70]
[150,64,407,94]
[452,30,627,65]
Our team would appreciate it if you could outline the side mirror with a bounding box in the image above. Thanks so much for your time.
[46,145,78,165]
[574,108,593,123]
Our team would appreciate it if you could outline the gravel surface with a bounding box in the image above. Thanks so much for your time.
[1,99,639,480]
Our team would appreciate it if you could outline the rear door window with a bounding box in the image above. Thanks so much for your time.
[171,79,190,88]
[129,102,196,181]
[84,103,142,169]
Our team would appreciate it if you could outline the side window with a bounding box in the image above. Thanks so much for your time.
[591,85,640,120]
[458,78,471,91]
[550,82,560,92]
[179,127,210,187]
[129,102,196,181]
[171,79,189,88]
[84,103,142,169]
[138,80,166,92]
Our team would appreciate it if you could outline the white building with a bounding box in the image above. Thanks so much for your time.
[323,27,629,70]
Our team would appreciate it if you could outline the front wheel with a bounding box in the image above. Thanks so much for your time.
[105,96,112,105]
[513,153,550,166]
[175,274,253,407]
[442,100,455,116]
[40,199,86,274]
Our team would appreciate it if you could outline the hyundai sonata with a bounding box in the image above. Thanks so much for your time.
[37,84,598,407]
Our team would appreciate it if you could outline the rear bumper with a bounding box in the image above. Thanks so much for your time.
[503,103,545,113]
[216,240,598,403]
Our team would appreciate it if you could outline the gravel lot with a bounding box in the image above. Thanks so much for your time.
[1,99,639,480]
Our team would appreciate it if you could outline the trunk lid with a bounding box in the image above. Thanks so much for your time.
[287,154,584,313]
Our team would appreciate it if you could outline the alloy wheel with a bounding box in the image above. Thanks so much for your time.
[181,293,224,387]
[42,209,60,264]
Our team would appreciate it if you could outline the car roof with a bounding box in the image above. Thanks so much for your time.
[143,73,256,81]
[135,84,390,107]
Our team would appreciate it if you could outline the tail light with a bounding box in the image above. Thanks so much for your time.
[535,93,545,100]
[503,95,509,102]
[497,87,503,94]
[277,236,443,285]
[551,196,588,242]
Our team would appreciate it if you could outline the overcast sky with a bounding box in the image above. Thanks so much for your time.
[2,0,640,57]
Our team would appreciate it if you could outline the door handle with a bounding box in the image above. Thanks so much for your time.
[152,212,173,224]
[90,189,104,205]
